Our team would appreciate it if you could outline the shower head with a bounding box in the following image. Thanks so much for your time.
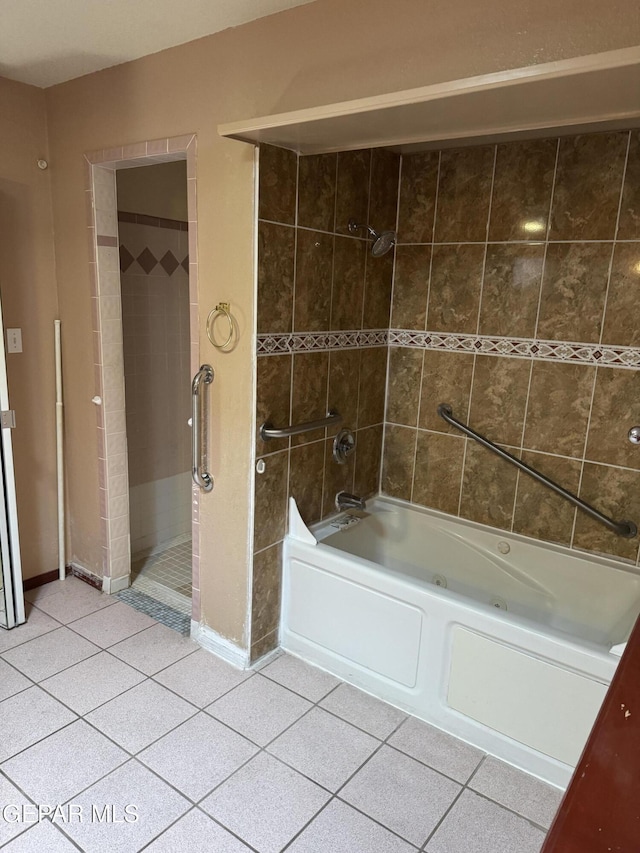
[347,218,396,257]
[371,230,396,257]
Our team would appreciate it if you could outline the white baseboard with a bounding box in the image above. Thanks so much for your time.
[102,574,131,594]
[191,621,250,670]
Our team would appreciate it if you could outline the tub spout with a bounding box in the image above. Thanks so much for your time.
[336,491,366,511]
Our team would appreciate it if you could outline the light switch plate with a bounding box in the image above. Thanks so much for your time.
[6,329,22,353]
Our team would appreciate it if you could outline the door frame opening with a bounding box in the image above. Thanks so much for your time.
[86,134,202,626]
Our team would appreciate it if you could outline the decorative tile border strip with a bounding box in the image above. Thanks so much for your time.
[387,330,640,369]
[258,329,640,368]
[257,329,388,354]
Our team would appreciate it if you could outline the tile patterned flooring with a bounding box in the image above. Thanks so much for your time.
[0,577,562,852]
[130,539,192,618]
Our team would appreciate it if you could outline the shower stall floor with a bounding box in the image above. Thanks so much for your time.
[130,537,192,618]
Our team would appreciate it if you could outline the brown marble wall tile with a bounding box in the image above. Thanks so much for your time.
[251,542,282,649]
[294,229,333,332]
[291,352,329,446]
[573,463,640,562]
[251,629,278,663]
[253,450,289,552]
[586,368,640,469]
[390,245,430,330]
[363,251,394,329]
[479,244,544,338]
[289,440,325,525]
[328,349,361,433]
[381,425,416,500]
[322,436,356,517]
[427,244,485,333]
[386,347,423,426]
[331,236,366,330]
[459,440,518,531]
[489,139,557,242]
[298,153,337,232]
[335,149,371,235]
[419,350,474,434]
[523,361,595,458]
[549,132,628,240]
[536,242,612,343]
[413,431,465,515]
[618,131,640,239]
[369,149,401,233]
[601,242,640,347]
[358,347,388,427]
[256,355,292,456]
[354,424,383,498]
[398,151,439,244]
[469,355,531,447]
[257,221,295,334]
[512,451,580,546]
[434,145,495,243]
[258,144,297,225]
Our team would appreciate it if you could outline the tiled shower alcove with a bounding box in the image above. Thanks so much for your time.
[252,129,640,660]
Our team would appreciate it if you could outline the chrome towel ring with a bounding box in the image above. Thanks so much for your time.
[207,302,235,351]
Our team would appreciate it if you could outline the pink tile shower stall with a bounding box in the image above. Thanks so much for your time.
[281,496,640,787]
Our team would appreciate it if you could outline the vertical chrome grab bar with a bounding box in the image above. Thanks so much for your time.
[192,364,214,492]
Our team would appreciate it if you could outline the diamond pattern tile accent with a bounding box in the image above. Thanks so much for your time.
[256,327,640,368]
[119,245,135,273]
[181,254,189,272]
[137,247,157,274]
[159,250,179,276]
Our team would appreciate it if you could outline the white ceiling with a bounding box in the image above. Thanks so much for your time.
[0,0,317,88]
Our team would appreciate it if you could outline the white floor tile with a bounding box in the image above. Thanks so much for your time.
[267,706,378,792]
[425,789,545,853]
[206,673,312,746]
[0,776,34,847]
[68,601,157,648]
[144,808,251,852]
[2,627,100,682]
[0,686,76,762]
[389,715,484,783]
[109,622,198,675]
[24,576,84,603]
[0,658,31,702]
[320,682,407,740]
[287,799,417,853]
[2,720,128,804]
[40,651,145,715]
[469,757,563,829]
[85,679,197,754]
[201,752,330,853]
[138,712,257,800]
[61,760,190,853]
[0,605,61,653]
[260,653,340,702]
[341,745,461,846]
[1,820,80,852]
[31,582,116,624]
[153,648,251,707]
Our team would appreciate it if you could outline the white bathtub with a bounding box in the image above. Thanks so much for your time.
[281,496,640,787]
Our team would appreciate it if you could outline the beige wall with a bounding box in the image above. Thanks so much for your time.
[0,77,59,580]
[117,161,188,220]
[43,0,640,646]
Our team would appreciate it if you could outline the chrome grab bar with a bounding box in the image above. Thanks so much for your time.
[260,410,341,441]
[192,365,214,492]
[438,403,637,539]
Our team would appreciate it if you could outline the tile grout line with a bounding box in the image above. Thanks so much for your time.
[596,131,631,351]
